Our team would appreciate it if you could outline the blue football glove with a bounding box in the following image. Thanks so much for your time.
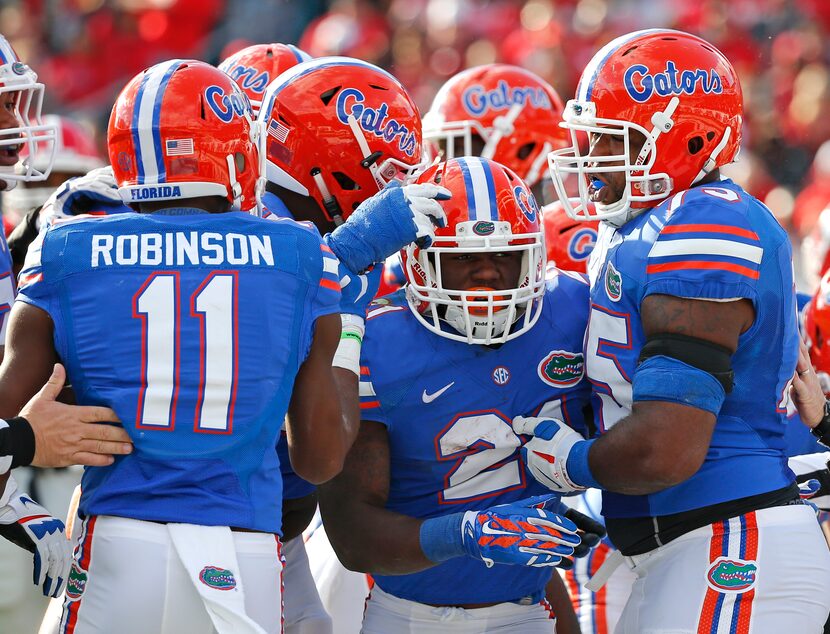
[460,495,581,569]
[0,487,72,598]
[325,181,449,274]
[338,264,382,318]
[513,416,589,493]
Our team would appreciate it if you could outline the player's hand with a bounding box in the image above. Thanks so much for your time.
[790,452,830,511]
[0,487,71,597]
[41,166,126,223]
[790,338,826,428]
[338,264,382,318]
[552,502,606,558]
[513,416,588,493]
[460,495,581,569]
[325,181,449,274]
[23,363,133,468]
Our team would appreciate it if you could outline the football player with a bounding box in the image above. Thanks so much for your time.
[255,55,449,634]
[0,36,132,632]
[0,59,366,634]
[319,157,601,633]
[523,28,830,632]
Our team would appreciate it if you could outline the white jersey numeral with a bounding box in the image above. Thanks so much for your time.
[437,412,522,503]
[585,306,633,431]
[134,272,237,433]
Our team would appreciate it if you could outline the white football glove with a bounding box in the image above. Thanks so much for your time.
[0,477,72,597]
[513,415,588,494]
[400,183,449,249]
[39,165,124,228]
[789,452,830,512]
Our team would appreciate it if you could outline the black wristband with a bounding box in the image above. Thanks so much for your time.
[0,417,36,468]
[810,400,830,448]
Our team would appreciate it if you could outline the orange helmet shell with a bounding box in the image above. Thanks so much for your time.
[218,43,311,114]
[423,64,566,187]
[258,57,423,223]
[108,59,259,211]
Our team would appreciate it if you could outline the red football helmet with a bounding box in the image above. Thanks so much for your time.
[542,201,598,274]
[805,270,830,376]
[401,157,546,345]
[0,35,56,191]
[218,43,311,114]
[423,64,567,188]
[257,56,424,224]
[7,115,105,218]
[109,59,260,211]
[548,29,743,225]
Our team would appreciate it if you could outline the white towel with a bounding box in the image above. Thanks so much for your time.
[167,523,266,634]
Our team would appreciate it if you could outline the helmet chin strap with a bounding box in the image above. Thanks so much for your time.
[310,168,344,226]
[482,102,523,160]
[525,141,552,187]
[226,154,243,208]
[692,126,732,185]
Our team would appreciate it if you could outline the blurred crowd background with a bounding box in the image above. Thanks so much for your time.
[6,0,830,288]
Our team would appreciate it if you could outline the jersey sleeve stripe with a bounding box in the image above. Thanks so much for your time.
[319,278,341,292]
[320,244,334,254]
[18,271,43,287]
[660,224,759,241]
[360,366,371,376]
[367,305,406,320]
[360,400,381,410]
[649,238,763,264]
[646,260,760,280]
[322,257,339,275]
[359,381,376,397]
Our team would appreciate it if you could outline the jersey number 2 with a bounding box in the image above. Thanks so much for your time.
[133,272,238,433]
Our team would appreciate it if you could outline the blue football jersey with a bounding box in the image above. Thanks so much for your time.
[17,209,340,533]
[585,179,798,518]
[0,231,15,342]
[360,272,592,605]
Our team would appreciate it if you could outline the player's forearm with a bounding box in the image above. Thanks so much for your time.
[287,370,358,484]
[318,493,434,575]
[588,402,713,495]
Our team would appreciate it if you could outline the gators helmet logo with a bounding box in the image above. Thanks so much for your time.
[538,350,585,387]
[706,557,757,593]
[472,220,496,236]
[198,566,237,591]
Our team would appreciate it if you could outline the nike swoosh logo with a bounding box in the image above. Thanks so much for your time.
[422,382,455,403]
[480,521,516,537]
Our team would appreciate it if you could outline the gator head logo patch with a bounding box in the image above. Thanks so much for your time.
[198,566,237,591]
[538,350,585,387]
[65,563,88,600]
[605,260,622,302]
[472,221,495,236]
[706,557,757,593]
